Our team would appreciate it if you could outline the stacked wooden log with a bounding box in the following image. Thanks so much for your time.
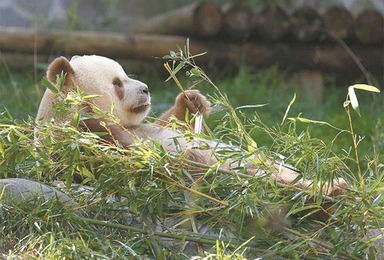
[0,2,382,80]
[129,2,222,38]
[1,26,381,75]
[129,2,383,45]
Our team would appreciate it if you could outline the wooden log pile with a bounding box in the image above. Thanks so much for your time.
[0,2,382,81]
[128,2,383,45]
[1,26,381,75]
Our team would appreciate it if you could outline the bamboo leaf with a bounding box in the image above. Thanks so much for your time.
[281,93,296,126]
[83,94,100,100]
[164,62,184,82]
[288,117,343,131]
[72,112,80,128]
[188,68,202,77]
[347,84,380,116]
[189,51,207,59]
[368,166,384,192]
[288,204,320,216]
[372,193,384,207]
[0,142,4,157]
[235,104,268,110]
[185,37,190,59]
[41,77,59,94]
[348,86,360,116]
[351,84,381,93]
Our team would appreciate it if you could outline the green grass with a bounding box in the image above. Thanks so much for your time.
[144,64,383,162]
[0,69,42,120]
[0,56,383,259]
[1,63,382,157]
[211,67,383,160]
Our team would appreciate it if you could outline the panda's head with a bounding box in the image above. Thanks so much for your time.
[45,55,151,126]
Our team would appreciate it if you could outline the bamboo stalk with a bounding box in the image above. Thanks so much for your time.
[283,227,361,260]
[77,216,256,248]
[163,62,188,98]
[171,180,229,207]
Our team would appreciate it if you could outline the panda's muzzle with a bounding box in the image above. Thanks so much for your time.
[131,95,151,114]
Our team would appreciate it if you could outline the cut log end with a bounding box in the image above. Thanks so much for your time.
[128,2,222,38]
[194,2,222,37]
[322,6,353,40]
[354,9,384,45]
[290,6,323,42]
[222,3,254,38]
[254,5,290,41]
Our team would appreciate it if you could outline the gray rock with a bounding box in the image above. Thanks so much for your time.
[0,178,76,208]
[365,228,384,259]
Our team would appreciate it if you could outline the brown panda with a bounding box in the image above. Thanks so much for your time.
[35,55,347,195]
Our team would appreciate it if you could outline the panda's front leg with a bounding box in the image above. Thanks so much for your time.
[156,90,211,130]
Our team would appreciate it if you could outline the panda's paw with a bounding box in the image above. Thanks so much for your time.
[175,90,211,115]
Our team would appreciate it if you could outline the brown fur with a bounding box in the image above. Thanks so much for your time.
[156,90,212,130]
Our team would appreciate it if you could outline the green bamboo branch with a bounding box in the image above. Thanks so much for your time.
[184,159,338,203]
[77,216,260,249]
[345,103,364,195]
[171,180,229,207]
[166,43,257,148]
[79,216,358,259]
[283,227,361,260]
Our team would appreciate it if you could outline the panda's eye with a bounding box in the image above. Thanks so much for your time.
[113,78,123,88]
[113,78,125,100]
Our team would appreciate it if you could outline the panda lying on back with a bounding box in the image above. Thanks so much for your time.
[36,55,347,196]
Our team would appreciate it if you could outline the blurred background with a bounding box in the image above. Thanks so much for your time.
[1,0,383,31]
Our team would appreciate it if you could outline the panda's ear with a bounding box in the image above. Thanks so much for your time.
[46,56,75,88]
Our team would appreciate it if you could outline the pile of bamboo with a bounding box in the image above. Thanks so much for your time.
[129,2,383,45]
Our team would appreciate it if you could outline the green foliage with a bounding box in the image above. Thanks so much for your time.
[1,48,383,258]
[0,69,40,120]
